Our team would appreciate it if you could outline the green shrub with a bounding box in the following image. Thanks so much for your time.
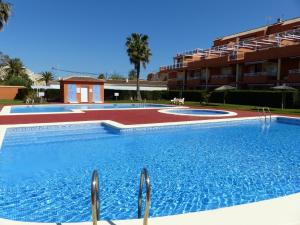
[104,89,206,101]
[4,75,33,88]
[45,89,61,102]
[15,88,30,100]
[210,90,298,108]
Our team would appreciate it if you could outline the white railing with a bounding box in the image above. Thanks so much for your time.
[289,69,300,75]
[276,28,300,40]
[160,62,187,71]
[160,28,300,71]
[176,48,203,57]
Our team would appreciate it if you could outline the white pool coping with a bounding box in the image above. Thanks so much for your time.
[2,192,300,225]
[158,108,238,117]
[0,115,300,225]
[0,103,187,116]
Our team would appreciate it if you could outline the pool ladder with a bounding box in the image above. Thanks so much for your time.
[90,168,151,225]
[140,99,147,108]
[257,107,272,123]
[91,170,100,225]
[138,168,151,225]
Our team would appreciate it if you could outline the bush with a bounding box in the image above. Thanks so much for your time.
[210,90,298,108]
[104,89,206,101]
[15,88,30,100]
[42,88,298,108]
[45,89,61,102]
[4,75,33,88]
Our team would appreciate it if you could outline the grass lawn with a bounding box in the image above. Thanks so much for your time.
[0,99,24,105]
[106,99,300,115]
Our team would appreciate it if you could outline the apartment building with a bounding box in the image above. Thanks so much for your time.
[152,17,300,90]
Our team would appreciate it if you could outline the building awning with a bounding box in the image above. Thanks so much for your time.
[0,85,25,88]
[104,84,167,91]
[31,85,59,90]
[244,60,267,65]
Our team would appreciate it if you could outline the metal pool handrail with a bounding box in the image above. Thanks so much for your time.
[138,168,151,225]
[264,107,272,122]
[257,106,271,122]
[91,170,100,225]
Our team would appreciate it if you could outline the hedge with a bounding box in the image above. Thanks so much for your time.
[104,89,206,102]
[45,89,61,102]
[15,88,30,100]
[210,90,298,108]
[41,88,299,108]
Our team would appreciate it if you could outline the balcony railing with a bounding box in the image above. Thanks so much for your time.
[211,74,235,79]
[244,71,277,77]
[176,49,203,57]
[174,27,300,58]
[289,69,300,75]
[160,62,187,71]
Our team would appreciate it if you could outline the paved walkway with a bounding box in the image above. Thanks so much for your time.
[0,108,260,125]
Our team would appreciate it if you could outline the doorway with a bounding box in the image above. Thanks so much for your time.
[80,87,88,102]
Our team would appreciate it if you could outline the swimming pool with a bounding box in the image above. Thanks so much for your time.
[0,117,300,223]
[160,109,237,117]
[5,103,173,114]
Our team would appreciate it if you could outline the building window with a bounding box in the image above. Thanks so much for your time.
[221,67,232,75]
[68,84,77,103]
[93,85,101,102]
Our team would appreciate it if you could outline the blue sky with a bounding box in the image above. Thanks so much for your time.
[0,0,299,78]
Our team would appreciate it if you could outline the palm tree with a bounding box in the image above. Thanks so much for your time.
[128,69,137,80]
[40,71,54,85]
[126,33,151,100]
[2,58,27,80]
[0,0,11,31]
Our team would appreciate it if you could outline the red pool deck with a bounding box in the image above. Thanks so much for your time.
[0,108,261,126]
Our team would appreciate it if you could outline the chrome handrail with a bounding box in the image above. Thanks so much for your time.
[264,107,272,122]
[138,168,151,225]
[257,107,271,123]
[91,170,100,225]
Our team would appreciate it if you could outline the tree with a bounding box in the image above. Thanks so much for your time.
[0,0,11,31]
[40,71,54,85]
[98,73,106,79]
[5,75,33,88]
[109,72,126,80]
[2,58,27,80]
[128,69,137,80]
[0,51,9,65]
[126,33,151,100]
[1,57,33,88]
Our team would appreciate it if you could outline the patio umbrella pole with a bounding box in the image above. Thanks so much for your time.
[282,92,283,110]
[271,84,296,110]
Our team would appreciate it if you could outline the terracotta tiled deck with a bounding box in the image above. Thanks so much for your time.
[0,108,260,125]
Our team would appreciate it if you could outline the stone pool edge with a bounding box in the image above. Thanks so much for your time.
[0,192,300,225]
[1,115,300,225]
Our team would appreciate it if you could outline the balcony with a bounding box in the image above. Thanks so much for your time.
[244,71,277,77]
[210,74,235,85]
[160,62,187,71]
[289,69,300,75]
[243,71,277,84]
[287,68,300,83]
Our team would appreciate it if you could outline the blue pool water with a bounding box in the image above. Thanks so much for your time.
[1,118,300,222]
[10,103,170,113]
[165,109,230,116]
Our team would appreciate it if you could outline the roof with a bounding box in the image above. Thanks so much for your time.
[216,17,300,41]
[48,80,60,85]
[0,85,25,88]
[61,76,105,83]
[106,79,167,87]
